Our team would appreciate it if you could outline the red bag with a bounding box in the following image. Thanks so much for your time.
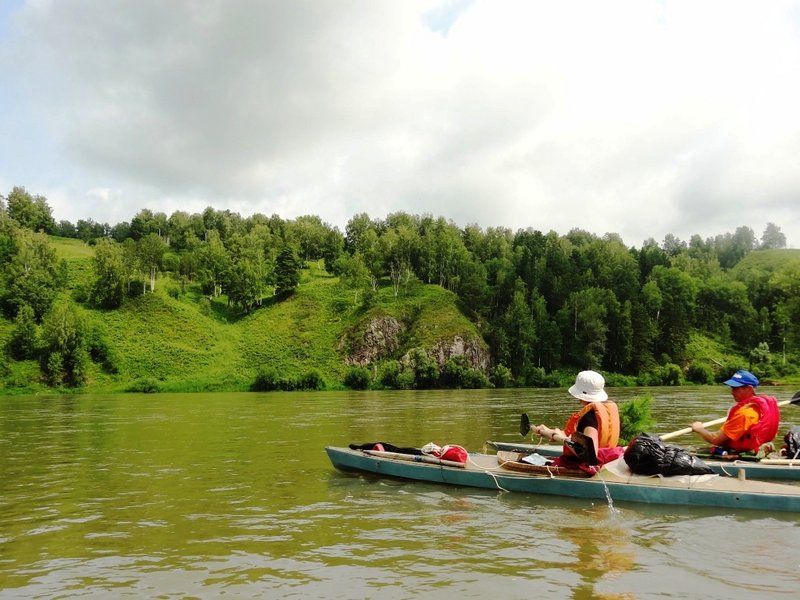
[440,445,468,463]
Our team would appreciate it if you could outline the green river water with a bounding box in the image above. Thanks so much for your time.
[1,388,799,599]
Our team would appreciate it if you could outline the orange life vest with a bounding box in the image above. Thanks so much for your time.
[563,401,620,449]
[725,394,780,452]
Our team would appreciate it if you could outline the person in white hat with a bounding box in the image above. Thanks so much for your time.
[532,370,620,465]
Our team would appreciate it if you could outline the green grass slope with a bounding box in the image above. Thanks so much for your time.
[236,277,351,384]
[730,248,800,274]
[95,293,245,392]
[1,238,486,393]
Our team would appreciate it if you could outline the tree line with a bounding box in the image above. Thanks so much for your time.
[1,185,797,389]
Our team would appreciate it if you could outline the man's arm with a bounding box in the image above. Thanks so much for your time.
[691,422,729,446]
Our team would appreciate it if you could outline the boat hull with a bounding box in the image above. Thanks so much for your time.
[327,446,800,513]
[485,440,800,481]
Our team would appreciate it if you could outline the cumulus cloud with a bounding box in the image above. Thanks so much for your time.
[2,0,799,248]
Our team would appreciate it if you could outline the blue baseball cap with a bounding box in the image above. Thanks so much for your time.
[723,370,759,388]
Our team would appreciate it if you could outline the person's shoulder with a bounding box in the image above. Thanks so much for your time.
[738,404,760,418]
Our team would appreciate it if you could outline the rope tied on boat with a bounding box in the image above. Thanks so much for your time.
[466,454,511,491]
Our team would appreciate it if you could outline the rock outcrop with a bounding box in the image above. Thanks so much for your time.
[343,316,489,372]
[342,316,403,366]
[429,336,490,371]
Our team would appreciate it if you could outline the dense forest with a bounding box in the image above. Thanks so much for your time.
[1,184,799,392]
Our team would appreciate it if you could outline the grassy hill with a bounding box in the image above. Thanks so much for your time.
[730,248,800,275]
[0,238,485,394]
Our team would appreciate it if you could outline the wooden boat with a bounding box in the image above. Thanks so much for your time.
[326,446,800,513]
[484,440,800,481]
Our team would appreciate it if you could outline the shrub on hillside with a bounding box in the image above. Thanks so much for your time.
[86,325,119,374]
[462,368,490,389]
[251,368,326,391]
[126,280,146,297]
[9,304,38,360]
[161,252,180,273]
[45,351,64,387]
[299,370,326,390]
[378,360,402,388]
[542,369,579,388]
[439,356,468,388]
[397,370,415,389]
[71,348,90,387]
[344,366,371,390]
[774,361,799,378]
[603,372,638,387]
[376,360,417,390]
[71,285,89,304]
[404,348,438,389]
[40,300,90,388]
[360,288,378,310]
[251,368,281,391]
[198,297,212,317]
[440,356,490,389]
[686,362,714,384]
[126,378,160,393]
[490,364,512,388]
[637,363,683,386]
[522,366,547,387]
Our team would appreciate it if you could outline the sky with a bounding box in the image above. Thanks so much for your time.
[1,0,800,250]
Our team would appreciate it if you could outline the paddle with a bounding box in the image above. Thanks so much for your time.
[519,412,579,444]
[659,390,800,441]
[520,412,532,437]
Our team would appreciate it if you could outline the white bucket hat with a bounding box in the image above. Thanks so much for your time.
[568,370,608,403]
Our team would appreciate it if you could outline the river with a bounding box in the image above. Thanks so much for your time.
[1,387,799,599]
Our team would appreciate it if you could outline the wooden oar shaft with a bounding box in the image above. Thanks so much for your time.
[660,417,726,441]
[660,397,796,441]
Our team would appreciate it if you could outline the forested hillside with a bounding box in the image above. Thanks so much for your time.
[2,185,799,394]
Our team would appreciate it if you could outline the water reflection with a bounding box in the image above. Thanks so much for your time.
[558,509,636,600]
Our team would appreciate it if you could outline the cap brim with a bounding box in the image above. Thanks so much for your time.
[724,379,752,387]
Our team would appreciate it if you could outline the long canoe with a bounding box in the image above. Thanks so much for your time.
[326,446,800,513]
[484,440,800,481]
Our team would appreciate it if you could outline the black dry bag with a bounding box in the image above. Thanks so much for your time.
[784,426,800,459]
[624,432,714,476]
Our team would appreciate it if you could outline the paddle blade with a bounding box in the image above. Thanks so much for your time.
[520,413,531,437]
[792,390,800,405]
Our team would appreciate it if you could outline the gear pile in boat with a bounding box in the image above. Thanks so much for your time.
[624,433,714,476]
[784,426,800,459]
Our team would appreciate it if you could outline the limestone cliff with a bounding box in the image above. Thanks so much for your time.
[342,315,489,371]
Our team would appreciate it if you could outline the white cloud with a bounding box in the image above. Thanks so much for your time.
[1,0,799,248]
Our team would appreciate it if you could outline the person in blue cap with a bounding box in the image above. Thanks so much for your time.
[689,369,780,454]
